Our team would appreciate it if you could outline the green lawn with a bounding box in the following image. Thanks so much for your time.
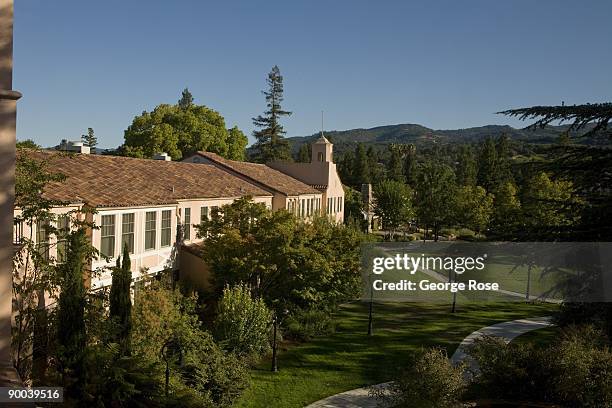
[513,324,562,348]
[235,301,557,408]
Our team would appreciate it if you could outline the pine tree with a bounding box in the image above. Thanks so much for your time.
[386,145,404,182]
[252,66,292,163]
[57,228,88,399]
[456,145,477,186]
[477,137,498,191]
[353,144,371,185]
[178,87,194,109]
[403,144,418,187]
[81,128,97,149]
[297,143,311,162]
[495,134,513,185]
[109,243,132,356]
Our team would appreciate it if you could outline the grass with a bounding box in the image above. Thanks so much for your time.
[235,300,558,408]
[513,325,562,348]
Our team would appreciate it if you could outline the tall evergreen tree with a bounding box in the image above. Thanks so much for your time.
[297,143,311,163]
[352,144,371,186]
[178,87,194,109]
[495,134,513,184]
[109,244,132,356]
[477,137,498,191]
[57,228,88,399]
[386,145,404,182]
[403,144,418,187]
[252,66,292,163]
[81,127,97,149]
[456,145,477,186]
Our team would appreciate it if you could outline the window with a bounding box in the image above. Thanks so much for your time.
[121,213,135,253]
[13,220,23,245]
[100,214,116,258]
[145,211,156,250]
[161,210,172,247]
[318,152,324,162]
[36,221,49,261]
[200,206,209,222]
[57,215,69,263]
[183,208,191,240]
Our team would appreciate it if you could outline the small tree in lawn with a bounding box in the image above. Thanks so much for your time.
[109,243,132,356]
[454,185,494,237]
[415,161,457,241]
[252,66,292,163]
[373,180,414,240]
[214,283,272,358]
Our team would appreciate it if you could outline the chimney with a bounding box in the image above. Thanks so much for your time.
[153,152,171,161]
[65,141,90,154]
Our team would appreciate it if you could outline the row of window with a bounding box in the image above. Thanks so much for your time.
[287,197,322,218]
[100,210,172,258]
[327,197,343,215]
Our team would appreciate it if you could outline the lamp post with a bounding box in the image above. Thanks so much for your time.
[271,309,288,372]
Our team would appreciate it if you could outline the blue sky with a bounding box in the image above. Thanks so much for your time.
[14,0,612,148]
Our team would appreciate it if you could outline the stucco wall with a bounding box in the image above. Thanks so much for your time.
[0,0,20,383]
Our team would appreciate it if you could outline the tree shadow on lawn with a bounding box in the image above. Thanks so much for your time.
[245,302,555,398]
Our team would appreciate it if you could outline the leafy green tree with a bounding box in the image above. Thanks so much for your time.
[297,143,311,162]
[81,127,97,149]
[403,144,418,187]
[373,180,413,239]
[124,92,247,160]
[226,126,249,161]
[415,161,457,241]
[490,181,522,236]
[343,185,365,228]
[252,65,292,162]
[352,144,371,186]
[16,139,40,149]
[214,283,272,357]
[521,172,581,236]
[196,197,365,313]
[454,185,494,235]
[178,87,194,109]
[455,145,477,186]
[477,137,498,191]
[109,244,132,356]
[57,228,89,399]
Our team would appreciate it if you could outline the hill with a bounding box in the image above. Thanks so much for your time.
[284,123,608,157]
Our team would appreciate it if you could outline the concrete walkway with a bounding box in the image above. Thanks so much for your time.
[304,316,554,408]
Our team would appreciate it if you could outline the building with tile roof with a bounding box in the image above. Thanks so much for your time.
[14,141,345,290]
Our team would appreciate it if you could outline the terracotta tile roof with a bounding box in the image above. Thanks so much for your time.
[17,149,272,208]
[189,152,320,196]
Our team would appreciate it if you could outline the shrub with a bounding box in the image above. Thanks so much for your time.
[456,228,476,241]
[284,308,336,342]
[371,347,466,408]
[132,280,249,407]
[214,283,272,357]
[469,326,612,407]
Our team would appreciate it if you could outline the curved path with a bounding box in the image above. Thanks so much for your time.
[304,316,554,408]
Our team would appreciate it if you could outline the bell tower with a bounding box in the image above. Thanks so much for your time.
[311,135,333,163]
